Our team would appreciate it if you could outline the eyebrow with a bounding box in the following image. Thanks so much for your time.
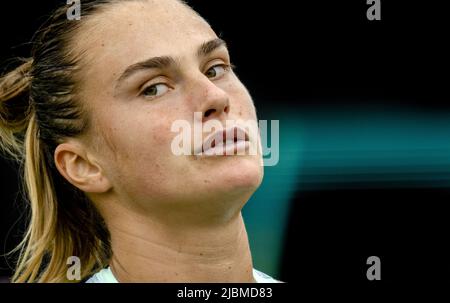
[115,38,227,88]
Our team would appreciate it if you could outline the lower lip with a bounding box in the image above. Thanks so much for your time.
[198,140,250,157]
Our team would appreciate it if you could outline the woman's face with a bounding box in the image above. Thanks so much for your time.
[75,0,263,216]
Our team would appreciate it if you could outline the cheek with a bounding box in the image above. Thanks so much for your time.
[99,110,172,173]
[224,78,257,118]
[107,116,182,200]
[119,110,170,150]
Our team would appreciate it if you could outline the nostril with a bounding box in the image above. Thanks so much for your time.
[204,109,215,118]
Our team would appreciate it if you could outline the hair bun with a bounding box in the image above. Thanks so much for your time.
[0,57,34,160]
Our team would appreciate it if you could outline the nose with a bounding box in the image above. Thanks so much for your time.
[193,77,230,124]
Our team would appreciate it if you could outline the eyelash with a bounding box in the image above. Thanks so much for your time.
[139,63,235,99]
[211,62,235,73]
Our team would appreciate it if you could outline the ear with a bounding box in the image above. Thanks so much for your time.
[54,141,112,193]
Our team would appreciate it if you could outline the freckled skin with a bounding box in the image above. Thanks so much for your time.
[59,0,262,282]
[75,0,263,220]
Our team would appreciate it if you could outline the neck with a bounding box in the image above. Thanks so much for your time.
[105,204,255,282]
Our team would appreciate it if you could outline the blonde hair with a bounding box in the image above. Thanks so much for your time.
[0,1,118,283]
[1,0,197,283]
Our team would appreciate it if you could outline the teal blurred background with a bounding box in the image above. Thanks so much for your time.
[243,103,450,279]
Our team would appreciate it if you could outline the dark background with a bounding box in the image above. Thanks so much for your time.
[1,0,449,286]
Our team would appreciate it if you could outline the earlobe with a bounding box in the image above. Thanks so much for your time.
[54,142,112,193]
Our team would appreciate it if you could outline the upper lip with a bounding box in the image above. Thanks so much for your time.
[195,126,250,154]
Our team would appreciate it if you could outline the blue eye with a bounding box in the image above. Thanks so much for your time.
[205,64,229,79]
[141,83,170,98]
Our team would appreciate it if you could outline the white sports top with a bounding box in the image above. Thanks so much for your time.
[86,266,281,283]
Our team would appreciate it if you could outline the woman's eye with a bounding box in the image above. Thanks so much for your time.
[141,83,170,98]
[205,64,229,79]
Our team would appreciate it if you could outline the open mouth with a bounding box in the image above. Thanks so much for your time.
[198,126,250,156]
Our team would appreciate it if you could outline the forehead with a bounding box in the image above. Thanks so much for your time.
[74,0,217,87]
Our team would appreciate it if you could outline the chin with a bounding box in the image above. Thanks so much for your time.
[217,156,264,192]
